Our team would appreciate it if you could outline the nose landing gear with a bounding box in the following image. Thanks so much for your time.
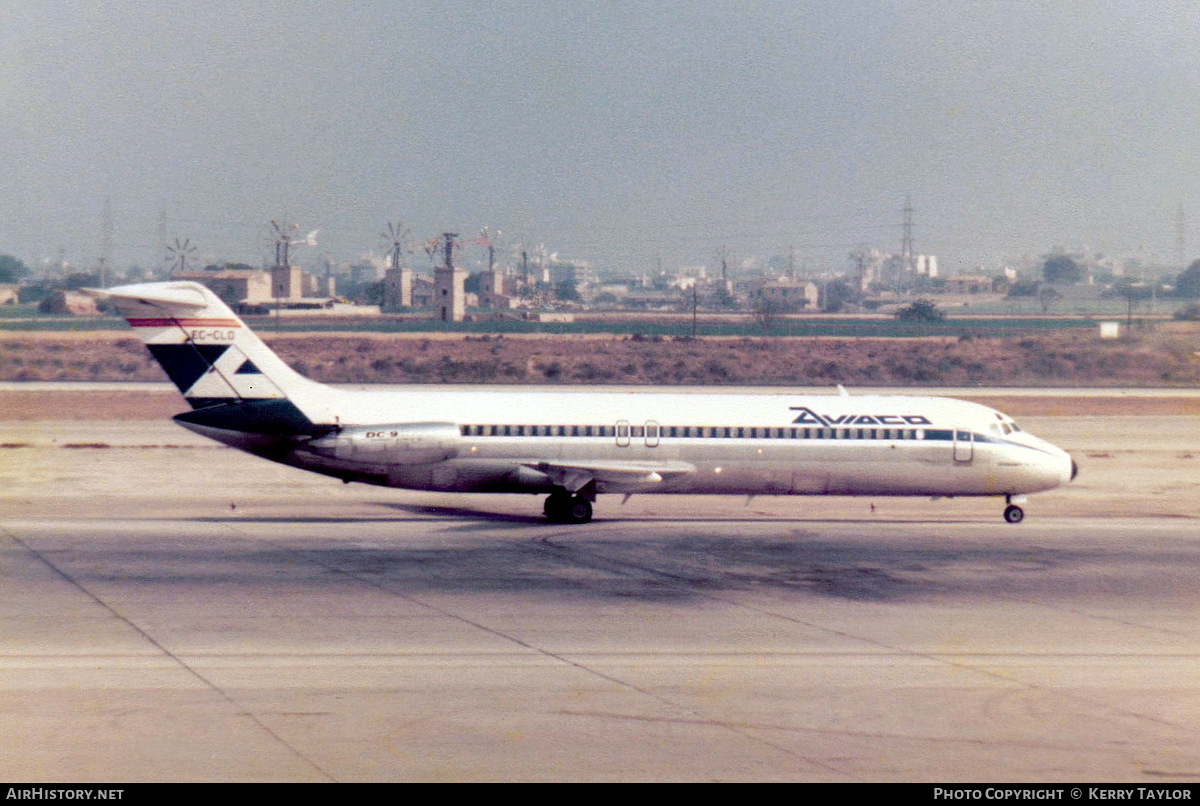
[1003,495,1025,524]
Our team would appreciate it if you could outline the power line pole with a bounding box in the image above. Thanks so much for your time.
[157,209,168,278]
[100,196,113,287]
[715,245,731,283]
[1176,203,1186,269]
[692,282,698,339]
[900,195,914,291]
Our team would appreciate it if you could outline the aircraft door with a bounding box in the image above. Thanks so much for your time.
[644,420,660,448]
[615,420,631,448]
[953,429,974,463]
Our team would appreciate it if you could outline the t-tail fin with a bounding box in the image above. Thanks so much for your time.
[87,281,329,431]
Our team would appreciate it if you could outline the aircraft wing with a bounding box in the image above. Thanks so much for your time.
[520,459,696,493]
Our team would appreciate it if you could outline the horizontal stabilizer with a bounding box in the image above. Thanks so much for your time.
[83,282,210,311]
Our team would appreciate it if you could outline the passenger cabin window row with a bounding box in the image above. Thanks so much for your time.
[456,424,975,441]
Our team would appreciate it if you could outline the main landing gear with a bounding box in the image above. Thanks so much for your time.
[1003,495,1025,524]
[544,492,593,524]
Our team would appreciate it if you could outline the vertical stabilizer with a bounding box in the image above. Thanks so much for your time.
[86,282,326,420]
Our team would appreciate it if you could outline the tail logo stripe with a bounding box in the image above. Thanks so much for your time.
[146,344,231,393]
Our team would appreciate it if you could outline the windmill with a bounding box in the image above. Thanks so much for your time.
[423,235,445,266]
[166,238,197,276]
[381,220,411,270]
[466,226,502,271]
[270,219,319,269]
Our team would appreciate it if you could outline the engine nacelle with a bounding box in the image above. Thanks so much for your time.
[304,422,461,466]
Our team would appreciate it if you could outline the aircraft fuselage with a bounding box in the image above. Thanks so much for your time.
[177,386,1074,499]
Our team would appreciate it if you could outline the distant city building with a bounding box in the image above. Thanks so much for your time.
[753,277,819,310]
[175,267,272,304]
[349,263,381,285]
[528,311,574,323]
[39,290,98,315]
[622,289,683,309]
[543,256,596,287]
[850,248,938,288]
[0,284,19,306]
[943,276,993,294]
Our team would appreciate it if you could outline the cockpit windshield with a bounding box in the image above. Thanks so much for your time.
[992,411,1022,435]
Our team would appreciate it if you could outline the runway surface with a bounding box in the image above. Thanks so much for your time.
[1,415,1198,781]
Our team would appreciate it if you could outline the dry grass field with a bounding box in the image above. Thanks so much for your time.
[2,328,1199,388]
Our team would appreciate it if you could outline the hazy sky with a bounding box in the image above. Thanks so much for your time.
[4,1,1200,277]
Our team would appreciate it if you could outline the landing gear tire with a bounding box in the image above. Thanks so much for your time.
[1004,504,1024,524]
[565,497,593,524]
[544,493,571,522]
[544,493,593,524]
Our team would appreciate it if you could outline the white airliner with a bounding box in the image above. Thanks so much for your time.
[89,281,1076,524]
